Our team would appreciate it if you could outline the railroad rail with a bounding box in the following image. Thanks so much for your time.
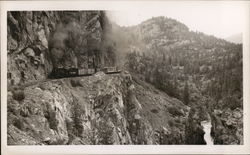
[8,67,122,91]
[49,66,121,79]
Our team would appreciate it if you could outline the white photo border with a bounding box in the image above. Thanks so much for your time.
[1,1,250,154]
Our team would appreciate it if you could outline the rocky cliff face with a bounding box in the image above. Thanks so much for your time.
[7,11,114,86]
[8,11,54,85]
[8,72,189,145]
[8,11,242,145]
[211,108,243,144]
[7,11,191,145]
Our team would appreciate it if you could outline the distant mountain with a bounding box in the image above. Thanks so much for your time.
[225,33,242,44]
[113,16,243,145]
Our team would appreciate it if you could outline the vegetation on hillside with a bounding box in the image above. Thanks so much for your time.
[112,16,243,144]
[119,16,242,112]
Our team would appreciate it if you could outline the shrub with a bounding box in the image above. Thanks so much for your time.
[12,90,25,101]
[38,83,47,90]
[47,111,59,130]
[168,106,183,116]
[65,117,75,142]
[222,95,242,110]
[97,120,115,144]
[70,79,83,87]
[175,118,181,123]
[168,119,174,127]
[151,108,159,113]
[13,118,24,130]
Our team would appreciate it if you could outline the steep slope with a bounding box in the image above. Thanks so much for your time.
[113,16,243,144]
[7,12,193,145]
[7,11,115,86]
[7,12,242,145]
[8,72,190,145]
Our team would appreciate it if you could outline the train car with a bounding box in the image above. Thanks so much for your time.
[50,67,68,79]
[49,66,122,79]
[102,67,115,73]
[79,68,88,75]
[68,68,79,77]
[102,66,121,74]
[88,68,95,75]
[78,68,95,76]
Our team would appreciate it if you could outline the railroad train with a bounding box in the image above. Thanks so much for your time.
[49,66,121,79]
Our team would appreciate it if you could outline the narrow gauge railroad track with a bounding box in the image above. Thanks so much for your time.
[8,70,121,91]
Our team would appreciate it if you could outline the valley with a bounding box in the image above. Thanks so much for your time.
[7,11,243,145]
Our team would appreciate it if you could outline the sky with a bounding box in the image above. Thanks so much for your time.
[107,1,248,39]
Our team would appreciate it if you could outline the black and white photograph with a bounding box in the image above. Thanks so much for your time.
[1,0,250,154]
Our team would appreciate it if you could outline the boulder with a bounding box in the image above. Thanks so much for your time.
[24,48,35,58]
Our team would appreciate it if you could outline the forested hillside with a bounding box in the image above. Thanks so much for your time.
[7,12,243,145]
[112,16,243,144]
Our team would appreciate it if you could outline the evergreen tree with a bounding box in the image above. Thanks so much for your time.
[183,81,190,105]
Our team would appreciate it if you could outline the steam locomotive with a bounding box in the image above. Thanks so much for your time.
[49,67,121,79]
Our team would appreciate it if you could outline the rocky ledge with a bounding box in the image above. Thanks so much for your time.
[7,72,190,145]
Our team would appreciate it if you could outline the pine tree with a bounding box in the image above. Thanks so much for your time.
[183,81,190,105]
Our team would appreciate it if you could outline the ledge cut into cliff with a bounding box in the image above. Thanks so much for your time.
[7,11,115,86]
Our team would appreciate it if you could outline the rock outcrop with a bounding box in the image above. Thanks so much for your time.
[8,72,189,145]
[7,11,115,86]
[7,11,190,145]
[211,108,243,144]
[184,107,206,144]
[7,11,242,145]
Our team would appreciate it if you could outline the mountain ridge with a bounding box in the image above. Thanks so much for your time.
[114,16,239,46]
[225,33,242,44]
[114,15,243,145]
[6,11,243,145]
[7,11,199,145]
